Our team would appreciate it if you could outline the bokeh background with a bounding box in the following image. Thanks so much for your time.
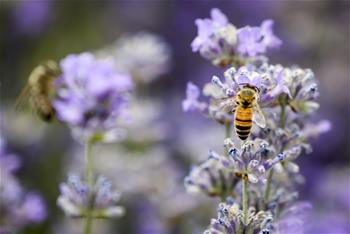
[0,0,349,233]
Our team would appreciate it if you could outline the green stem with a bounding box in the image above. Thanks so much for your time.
[242,178,249,226]
[278,102,286,128]
[83,141,94,234]
[263,169,274,203]
[220,195,226,203]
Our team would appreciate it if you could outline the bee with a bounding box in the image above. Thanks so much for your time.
[15,60,61,122]
[219,85,266,141]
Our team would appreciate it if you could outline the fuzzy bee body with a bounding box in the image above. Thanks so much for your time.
[218,86,266,141]
[234,87,257,140]
[16,60,60,122]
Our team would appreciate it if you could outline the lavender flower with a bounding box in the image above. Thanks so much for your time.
[0,141,20,174]
[191,8,238,67]
[237,20,281,57]
[204,202,272,234]
[181,66,277,124]
[14,192,47,224]
[191,9,281,67]
[183,9,330,234]
[0,188,47,233]
[0,136,46,232]
[257,63,318,112]
[182,63,320,129]
[54,52,133,142]
[184,150,240,198]
[225,139,285,184]
[57,174,125,218]
[260,20,282,49]
[237,26,266,57]
[182,82,207,112]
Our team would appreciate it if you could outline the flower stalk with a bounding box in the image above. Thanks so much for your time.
[242,176,249,226]
[263,169,274,204]
[184,8,328,234]
[84,140,94,234]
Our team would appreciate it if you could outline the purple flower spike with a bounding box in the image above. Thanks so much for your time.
[184,8,329,234]
[261,20,282,49]
[191,9,238,66]
[269,71,292,98]
[237,26,266,57]
[57,174,125,218]
[54,52,133,142]
[191,9,282,66]
[184,150,239,198]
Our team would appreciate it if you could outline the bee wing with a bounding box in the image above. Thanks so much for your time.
[14,85,31,111]
[215,97,237,114]
[252,103,266,128]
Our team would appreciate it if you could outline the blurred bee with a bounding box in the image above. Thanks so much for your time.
[219,85,266,141]
[15,60,61,122]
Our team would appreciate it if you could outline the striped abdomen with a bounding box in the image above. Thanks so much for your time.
[31,93,55,121]
[234,106,253,140]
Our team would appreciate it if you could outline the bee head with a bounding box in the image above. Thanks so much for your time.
[237,87,257,107]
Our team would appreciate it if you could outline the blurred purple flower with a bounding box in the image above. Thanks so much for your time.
[191,9,282,67]
[191,8,230,51]
[0,140,20,174]
[12,0,52,36]
[0,136,22,204]
[182,82,207,112]
[237,20,281,57]
[0,136,46,232]
[0,171,22,204]
[302,119,332,139]
[54,52,133,142]
[57,174,124,218]
[261,20,282,49]
[15,192,47,223]
[112,32,172,84]
[274,202,312,234]
[135,200,166,234]
[0,189,47,232]
[237,26,265,57]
